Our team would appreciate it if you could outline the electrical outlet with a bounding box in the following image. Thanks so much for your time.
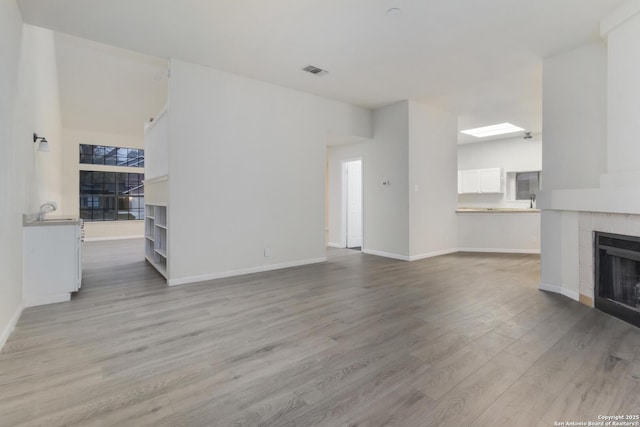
[264,247,271,257]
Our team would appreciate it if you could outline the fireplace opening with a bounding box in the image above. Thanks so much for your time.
[595,231,640,328]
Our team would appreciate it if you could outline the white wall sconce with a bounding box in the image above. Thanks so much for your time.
[33,133,50,152]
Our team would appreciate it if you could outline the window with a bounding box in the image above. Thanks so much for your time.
[79,143,145,221]
[79,171,144,221]
[79,144,144,167]
[515,171,540,200]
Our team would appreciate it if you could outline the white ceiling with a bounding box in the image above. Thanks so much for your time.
[19,0,624,142]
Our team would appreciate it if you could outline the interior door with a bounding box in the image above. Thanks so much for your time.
[346,160,363,248]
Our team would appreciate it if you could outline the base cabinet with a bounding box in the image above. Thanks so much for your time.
[23,222,82,307]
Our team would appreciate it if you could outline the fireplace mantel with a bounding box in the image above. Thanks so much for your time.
[538,186,640,215]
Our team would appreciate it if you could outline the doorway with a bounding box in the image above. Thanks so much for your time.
[344,159,363,249]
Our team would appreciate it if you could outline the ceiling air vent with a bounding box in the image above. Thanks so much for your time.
[302,65,328,76]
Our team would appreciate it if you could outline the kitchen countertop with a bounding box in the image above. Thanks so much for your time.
[23,214,81,226]
[456,208,541,213]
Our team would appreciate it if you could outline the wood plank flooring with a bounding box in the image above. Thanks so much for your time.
[1,239,639,426]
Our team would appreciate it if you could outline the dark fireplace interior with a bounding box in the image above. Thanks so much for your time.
[595,231,640,328]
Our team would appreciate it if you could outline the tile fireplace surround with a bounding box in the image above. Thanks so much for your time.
[577,212,640,307]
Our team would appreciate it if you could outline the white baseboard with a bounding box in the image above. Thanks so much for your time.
[168,257,328,286]
[83,235,145,242]
[327,242,345,248]
[0,302,23,352]
[362,249,409,261]
[538,282,561,294]
[458,248,541,254]
[363,248,460,261]
[409,248,459,261]
[24,293,71,307]
[562,288,580,301]
[539,282,579,301]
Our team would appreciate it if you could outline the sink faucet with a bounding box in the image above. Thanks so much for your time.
[529,194,536,209]
[37,201,57,220]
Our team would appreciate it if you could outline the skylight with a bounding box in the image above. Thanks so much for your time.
[460,123,524,138]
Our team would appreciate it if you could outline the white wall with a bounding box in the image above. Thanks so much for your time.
[458,212,540,253]
[144,107,168,181]
[61,128,145,239]
[14,25,64,212]
[538,39,612,303]
[0,16,65,348]
[327,142,365,248]
[408,100,458,259]
[539,210,579,301]
[542,42,607,191]
[0,0,26,349]
[539,41,608,302]
[0,9,65,348]
[167,59,372,284]
[458,136,542,208]
[607,12,640,174]
[53,32,169,137]
[362,101,410,258]
[323,99,373,142]
[327,101,459,261]
[540,210,563,287]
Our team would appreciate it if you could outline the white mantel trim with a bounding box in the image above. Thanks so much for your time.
[601,0,640,37]
[538,187,640,215]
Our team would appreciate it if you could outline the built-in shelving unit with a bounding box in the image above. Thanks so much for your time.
[145,204,168,279]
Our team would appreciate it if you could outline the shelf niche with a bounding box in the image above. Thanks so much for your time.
[144,204,168,278]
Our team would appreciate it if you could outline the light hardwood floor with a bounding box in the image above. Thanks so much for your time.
[1,239,639,426]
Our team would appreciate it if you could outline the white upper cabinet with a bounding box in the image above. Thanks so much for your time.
[478,168,502,193]
[458,168,503,194]
[461,170,480,193]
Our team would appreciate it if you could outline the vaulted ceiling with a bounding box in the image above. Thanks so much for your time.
[18,0,624,142]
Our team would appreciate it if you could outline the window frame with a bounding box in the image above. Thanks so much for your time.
[515,171,541,200]
[79,170,145,222]
[79,143,145,222]
[79,144,144,168]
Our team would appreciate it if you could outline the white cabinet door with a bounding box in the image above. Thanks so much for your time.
[23,223,82,306]
[479,168,502,193]
[76,233,82,291]
[461,170,480,194]
[458,168,502,194]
